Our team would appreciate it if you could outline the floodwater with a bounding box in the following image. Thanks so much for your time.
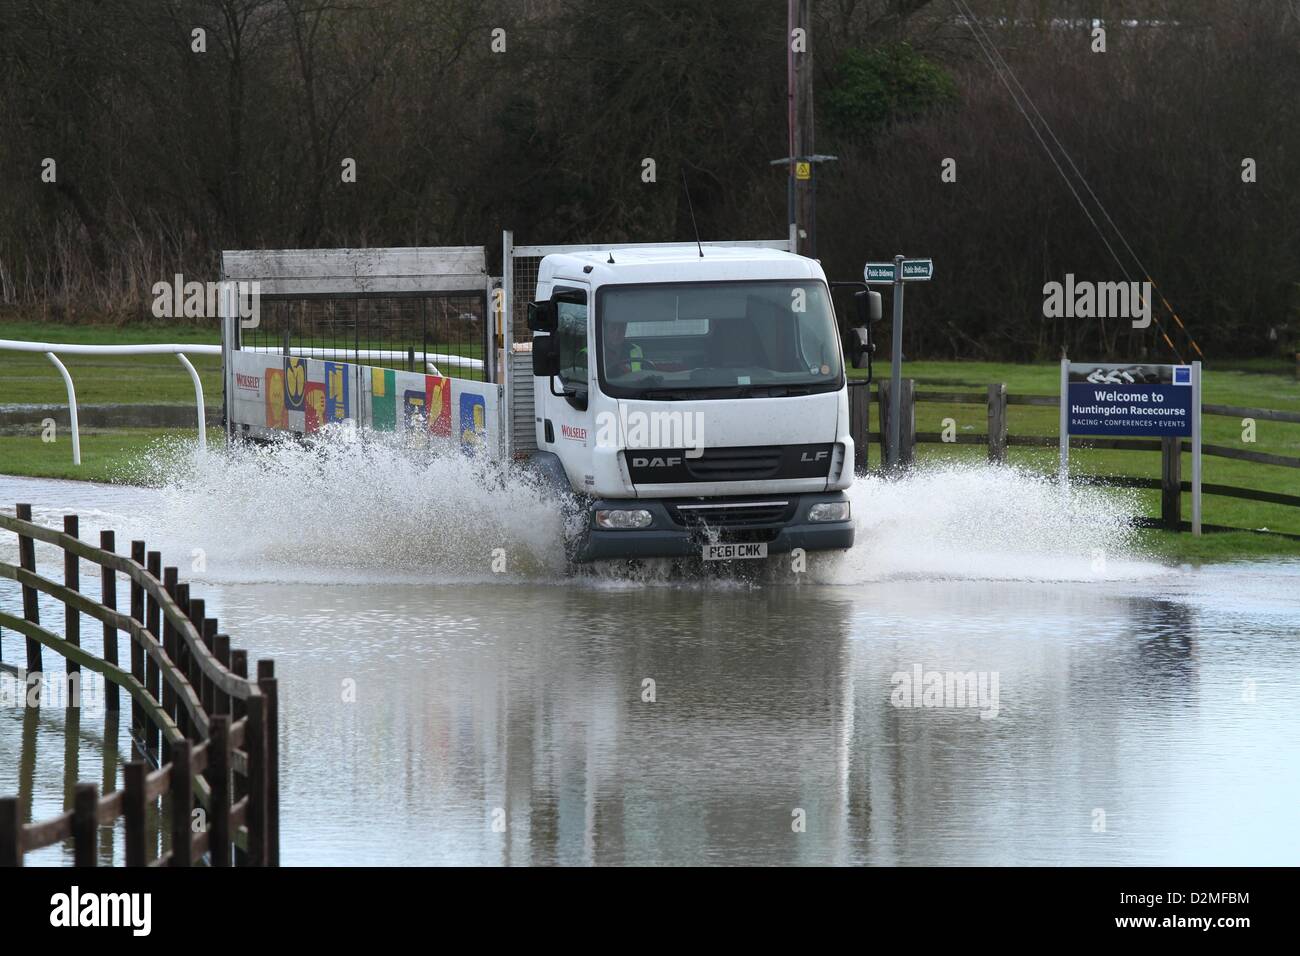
[1,436,1298,866]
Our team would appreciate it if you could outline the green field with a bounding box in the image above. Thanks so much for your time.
[0,428,223,483]
[3,321,1299,562]
[0,318,487,405]
[846,360,1300,559]
[0,319,224,406]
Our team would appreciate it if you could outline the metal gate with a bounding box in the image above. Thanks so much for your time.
[219,246,505,454]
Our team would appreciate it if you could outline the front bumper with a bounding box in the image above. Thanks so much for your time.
[576,491,854,562]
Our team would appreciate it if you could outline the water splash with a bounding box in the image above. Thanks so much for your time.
[130,429,568,583]
[820,462,1161,584]
[121,434,1162,586]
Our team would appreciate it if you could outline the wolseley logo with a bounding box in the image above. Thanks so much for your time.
[561,424,587,441]
[235,372,261,391]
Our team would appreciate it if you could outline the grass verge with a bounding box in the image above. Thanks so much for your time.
[3,332,1298,562]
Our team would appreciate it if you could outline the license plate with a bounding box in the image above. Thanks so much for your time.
[702,542,768,561]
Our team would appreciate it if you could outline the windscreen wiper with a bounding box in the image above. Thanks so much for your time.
[737,385,814,398]
[633,386,741,401]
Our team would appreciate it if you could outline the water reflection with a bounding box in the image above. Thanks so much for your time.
[3,473,1299,866]
[0,689,133,865]
[208,574,1296,866]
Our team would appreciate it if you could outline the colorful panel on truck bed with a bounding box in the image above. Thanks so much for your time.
[227,350,501,454]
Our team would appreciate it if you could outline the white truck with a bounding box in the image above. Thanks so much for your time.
[523,245,879,563]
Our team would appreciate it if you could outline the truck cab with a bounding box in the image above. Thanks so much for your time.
[526,246,867,563]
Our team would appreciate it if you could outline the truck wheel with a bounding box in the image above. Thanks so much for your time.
[561,497,592,568]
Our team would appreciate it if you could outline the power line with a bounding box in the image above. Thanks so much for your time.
[961,8,1202,358]
[959,4,1204,360]
[951,0,1195,361]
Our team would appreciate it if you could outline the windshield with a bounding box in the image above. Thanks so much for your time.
[596,280,843,399]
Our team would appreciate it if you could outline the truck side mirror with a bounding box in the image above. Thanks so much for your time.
[849,327,872,369]
[855,289,882,324]
[527,300,558,333]
[532,333,560,377]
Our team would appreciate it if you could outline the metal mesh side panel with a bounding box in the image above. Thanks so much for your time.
[240,294,488,381]
[510,256,542,344]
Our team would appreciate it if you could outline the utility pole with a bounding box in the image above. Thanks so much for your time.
[793,0,814,256]
[770,1,835,257]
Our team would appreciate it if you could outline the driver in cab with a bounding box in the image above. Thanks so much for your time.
[602,318,646,377]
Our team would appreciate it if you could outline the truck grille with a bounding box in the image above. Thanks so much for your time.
[624,443,836,484]
[666,499,795,528]
[684,446,783,481]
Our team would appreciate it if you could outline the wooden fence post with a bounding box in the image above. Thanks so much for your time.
[204,620,219,713]
[880,379,917,469]
[130,541,146,740]
[100,531,119,712]
[1161,436,1182,530]
[878,379,892,469]
[179,582,196,738]
[213,635,231,716]
[72,781,98,867]
[0,796,20,866]
[15,504,42,689]
[244,691,265,866]
[901,379,916,468]
[232,650,250,866]
[170,740,192,867]
[63,516,81,701]
[186,596,204,716]
[123,762,146,866]
[208,715,231,867]
[849,383,870,473]
[174,581,191,741]
[146,551,162,760]
[987,384,1008,464]
[163,569,181,752]
[257,660,280,867]
[231,652,248,721]
[100,709,117,862]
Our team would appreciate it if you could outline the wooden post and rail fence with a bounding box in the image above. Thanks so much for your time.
[0,505,279,866]
[847,380,1300,536]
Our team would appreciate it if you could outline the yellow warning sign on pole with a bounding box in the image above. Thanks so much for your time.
[795,161,811,181]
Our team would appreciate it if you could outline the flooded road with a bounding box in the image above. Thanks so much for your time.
[2,445,1298,866]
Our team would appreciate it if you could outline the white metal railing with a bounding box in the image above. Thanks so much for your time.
[0,339,219,465]
[237,345,483,374]
[0,339,486,467]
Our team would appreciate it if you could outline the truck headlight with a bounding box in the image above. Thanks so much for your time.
[808,501,850,523]
[595,509,653,530]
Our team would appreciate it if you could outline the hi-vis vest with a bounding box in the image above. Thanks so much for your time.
[582,341,642,372]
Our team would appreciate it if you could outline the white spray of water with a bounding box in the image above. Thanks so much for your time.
[127,434,1164,587]
[819,462,1162,584]
[131,430,568,583]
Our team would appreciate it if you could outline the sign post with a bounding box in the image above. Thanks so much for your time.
[887,255,905,471]
[865,255,933,471]
[1191,361,1202,535]
[1060,361,1202,535]
[1059,359,1069,489]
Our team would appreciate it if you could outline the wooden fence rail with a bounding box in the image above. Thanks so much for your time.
[848,380,1300,535]
[0,505,279,866]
